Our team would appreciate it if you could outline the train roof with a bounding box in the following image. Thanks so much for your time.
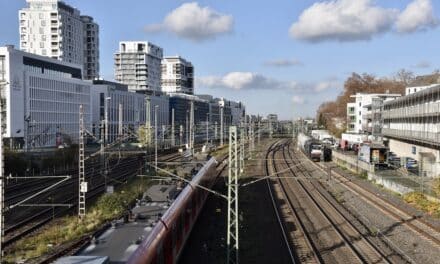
[54,256,109,264]
[75,185,175,263]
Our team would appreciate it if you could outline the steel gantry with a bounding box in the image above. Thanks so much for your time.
[239,125,245,174]
[78,105,87,219]
[227,126,239,264]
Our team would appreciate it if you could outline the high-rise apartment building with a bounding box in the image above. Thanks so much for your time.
[81,16,99,80]
[114,41,163,94]
[19,0,99,79]
[161,56,194,95]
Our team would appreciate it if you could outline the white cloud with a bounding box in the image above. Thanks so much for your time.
[264,59,304,67]
[289,0,438,43]
[413,61,431,68]
[313,79,340,92]
[197,72,295,90]
[197,72,339,94]
[290,0,397,42]
[396,0,438,33]
[145,2,233,41]
[292,95,305,104]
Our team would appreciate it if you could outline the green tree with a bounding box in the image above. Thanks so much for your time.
[137,125,152,147]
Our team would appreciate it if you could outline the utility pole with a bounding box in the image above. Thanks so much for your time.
[227,126,239,264]
[171,108,175,146]
[145,96,151,146]
[186,111,189,146]
[214,121,218,141]
[220,106,224,146]
[104,97,111,144]
[154,105,158,172]
[190,100,194,154]
[78,105,87,219]
[258,120,261,145]
[269,117,272,138]
[162,125,165,148]
[206,113,209,145]
[0,81,5,258]
[179,125,183,146]
[239,125,245,173]
[118,103,123,137]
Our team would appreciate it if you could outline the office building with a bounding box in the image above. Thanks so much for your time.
[114,41,163,93]
[0,45,92,148]
[161,56,194,95]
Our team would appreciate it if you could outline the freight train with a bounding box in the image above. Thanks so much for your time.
[127,158,218,264]
[297,133,322,161]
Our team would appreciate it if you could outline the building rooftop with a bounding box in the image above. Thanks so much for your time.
[408,73,440,87]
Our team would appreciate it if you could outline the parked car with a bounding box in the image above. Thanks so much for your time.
[406,158,418,169]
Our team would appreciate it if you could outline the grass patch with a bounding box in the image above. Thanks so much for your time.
[404,192,440,218]
[433,178,440,197]
[5,178,150,263]
[210,144,229,157]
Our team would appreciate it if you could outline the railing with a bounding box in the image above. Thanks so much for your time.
[383,102,440,119]
[382,128,440,146]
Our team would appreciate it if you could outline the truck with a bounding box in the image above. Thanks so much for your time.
[358,144,388,166]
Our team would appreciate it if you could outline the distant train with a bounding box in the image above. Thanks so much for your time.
[297,133,322,161]
[127,158,218,264]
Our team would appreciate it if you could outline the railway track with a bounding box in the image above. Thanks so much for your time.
[3,152,183,249]
[298,148,440,249]
[268,139,395,263]
[38,153,227,263]
[264,140,311,264]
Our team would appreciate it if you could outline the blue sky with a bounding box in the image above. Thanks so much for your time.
[1,0,439,119]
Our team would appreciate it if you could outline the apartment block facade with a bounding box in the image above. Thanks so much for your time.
[114,41,163,93]
[382,84,440,178]
[346,93,401,134]
[81,15,99,80]
[161,56,194,95]
[19,0,99,79]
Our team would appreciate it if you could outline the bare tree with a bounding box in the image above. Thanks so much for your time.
[395,69,415,85]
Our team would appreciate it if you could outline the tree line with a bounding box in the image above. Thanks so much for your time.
[315,69,425,137]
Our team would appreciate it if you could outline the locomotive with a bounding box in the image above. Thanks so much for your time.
[297,133,322,161]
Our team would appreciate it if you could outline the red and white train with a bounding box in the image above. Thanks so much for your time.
[127,157,219,264]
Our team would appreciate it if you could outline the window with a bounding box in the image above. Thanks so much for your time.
[412,146,416,155]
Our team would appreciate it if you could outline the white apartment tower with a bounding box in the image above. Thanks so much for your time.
[19,0,100,79]
[81,16,99,80]
[114,41,163,94]
[161,56,194,95]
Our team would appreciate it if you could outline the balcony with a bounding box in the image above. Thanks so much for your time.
[383,102,440,119]
[382,128,440,147]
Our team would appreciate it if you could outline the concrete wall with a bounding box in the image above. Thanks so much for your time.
[332,150,375,174]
